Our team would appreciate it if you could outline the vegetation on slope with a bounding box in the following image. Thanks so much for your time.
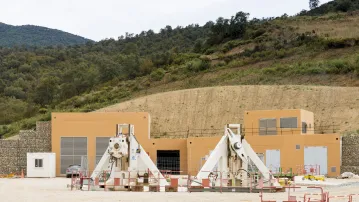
[0,23,91,47]
[302,0,359,15]
[1,1,359,138]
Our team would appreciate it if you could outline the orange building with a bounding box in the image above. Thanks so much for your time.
[51,109,341,177]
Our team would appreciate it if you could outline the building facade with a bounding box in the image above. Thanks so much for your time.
[51,109,341,177]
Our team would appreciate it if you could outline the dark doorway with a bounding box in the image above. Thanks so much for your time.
[156,150,180,175]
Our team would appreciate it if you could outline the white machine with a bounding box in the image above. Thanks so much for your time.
[193,124,281,188]
[90,124,168,190]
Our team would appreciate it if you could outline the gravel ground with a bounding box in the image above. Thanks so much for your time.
[0,178,359,202]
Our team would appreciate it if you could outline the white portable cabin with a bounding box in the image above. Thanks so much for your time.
[27,153,56,178]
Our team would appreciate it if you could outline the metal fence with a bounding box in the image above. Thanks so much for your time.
[151,125,340,138]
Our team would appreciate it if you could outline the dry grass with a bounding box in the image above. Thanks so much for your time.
[287,15,359,39]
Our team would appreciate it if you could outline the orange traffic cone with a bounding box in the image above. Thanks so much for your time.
[21,169,24,178]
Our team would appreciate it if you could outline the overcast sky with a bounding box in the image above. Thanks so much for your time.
[0,0,331,41]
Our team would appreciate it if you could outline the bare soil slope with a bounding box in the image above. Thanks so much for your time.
[98,85,359,136]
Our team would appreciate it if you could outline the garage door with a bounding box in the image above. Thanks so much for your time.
[60,137,87,174]
[266,150,280,174]
[304,146,327,175]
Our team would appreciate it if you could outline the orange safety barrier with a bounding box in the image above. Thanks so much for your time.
[170,178,178,187]
[114,178,120,186]
[202,179,210,187]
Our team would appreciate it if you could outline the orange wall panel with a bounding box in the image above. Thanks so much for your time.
[52,112,150,176]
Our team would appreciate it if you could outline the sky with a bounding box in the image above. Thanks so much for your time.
[0,0,332,41]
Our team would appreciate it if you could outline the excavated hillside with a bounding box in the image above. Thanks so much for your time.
[97,85,359,136]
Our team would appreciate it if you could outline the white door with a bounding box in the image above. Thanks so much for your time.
[304,146,327,175]
[266,150,280,174]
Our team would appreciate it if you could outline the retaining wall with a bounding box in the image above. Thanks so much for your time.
[341,134,359,174]
[0,122,51,175]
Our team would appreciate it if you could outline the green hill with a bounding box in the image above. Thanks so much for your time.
[1,0,359,138]
[0,23,92,47]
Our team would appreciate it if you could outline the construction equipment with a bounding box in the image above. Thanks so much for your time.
[193,124,281,188]
[303,174,325,181]
[90,124,168,191]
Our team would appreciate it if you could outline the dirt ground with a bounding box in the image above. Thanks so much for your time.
[1,178,359,202]
[98,85,359,136]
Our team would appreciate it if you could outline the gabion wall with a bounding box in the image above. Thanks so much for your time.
[0,122,51,175]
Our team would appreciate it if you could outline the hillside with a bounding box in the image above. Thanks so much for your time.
[0,23,91,47]
[97,86,359,137]
[2,1,359,138]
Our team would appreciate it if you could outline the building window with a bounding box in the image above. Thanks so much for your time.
[302,122,308,134]
[280,117,298,128]
[60,137,87,174]
[35,159,43,168]
[296,145,300,150]
[259,118,277,135]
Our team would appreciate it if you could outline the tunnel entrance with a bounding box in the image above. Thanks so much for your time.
[156,150,180,175]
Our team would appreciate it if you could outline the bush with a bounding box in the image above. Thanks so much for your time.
[185,59,210,72]
[204,47,217,55]
[150,68,166,81]
[336,0,352,12]
[324,38,356,49]
[251,28,266,39]
[38,108,48,114]
[21,118,36,129]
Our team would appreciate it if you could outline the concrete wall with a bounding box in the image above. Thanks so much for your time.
[0,122,51,175]
[341,135,359,174]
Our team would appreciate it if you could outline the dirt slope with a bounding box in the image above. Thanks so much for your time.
[97,85,359,136]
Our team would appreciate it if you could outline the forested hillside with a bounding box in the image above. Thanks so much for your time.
[302,0,359,15]
[1,0,359,138]
[0,23,91,47]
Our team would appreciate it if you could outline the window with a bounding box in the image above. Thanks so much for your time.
[259,118,277,135]
[296,145,300,150]
[280,117,298,128]
[35,159,43,168]
[60,137,87,174]
[302,122,308,134]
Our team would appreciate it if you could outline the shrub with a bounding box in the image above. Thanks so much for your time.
[185,58,210,72]
[38,108,48,114]
[324,38,355,49]
[150,68,166,81]
[262,68,277,75]
[251,28,266,39]
[204,47,217,55]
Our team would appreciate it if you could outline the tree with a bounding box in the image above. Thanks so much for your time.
[309,0,320,10]
[336,0,352,12]
[33,76,59,105]
[229,11,249,39]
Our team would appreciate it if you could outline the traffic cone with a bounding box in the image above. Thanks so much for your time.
[21,169,24,178]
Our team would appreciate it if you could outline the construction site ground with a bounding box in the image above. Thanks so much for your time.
[1,178,359,202]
